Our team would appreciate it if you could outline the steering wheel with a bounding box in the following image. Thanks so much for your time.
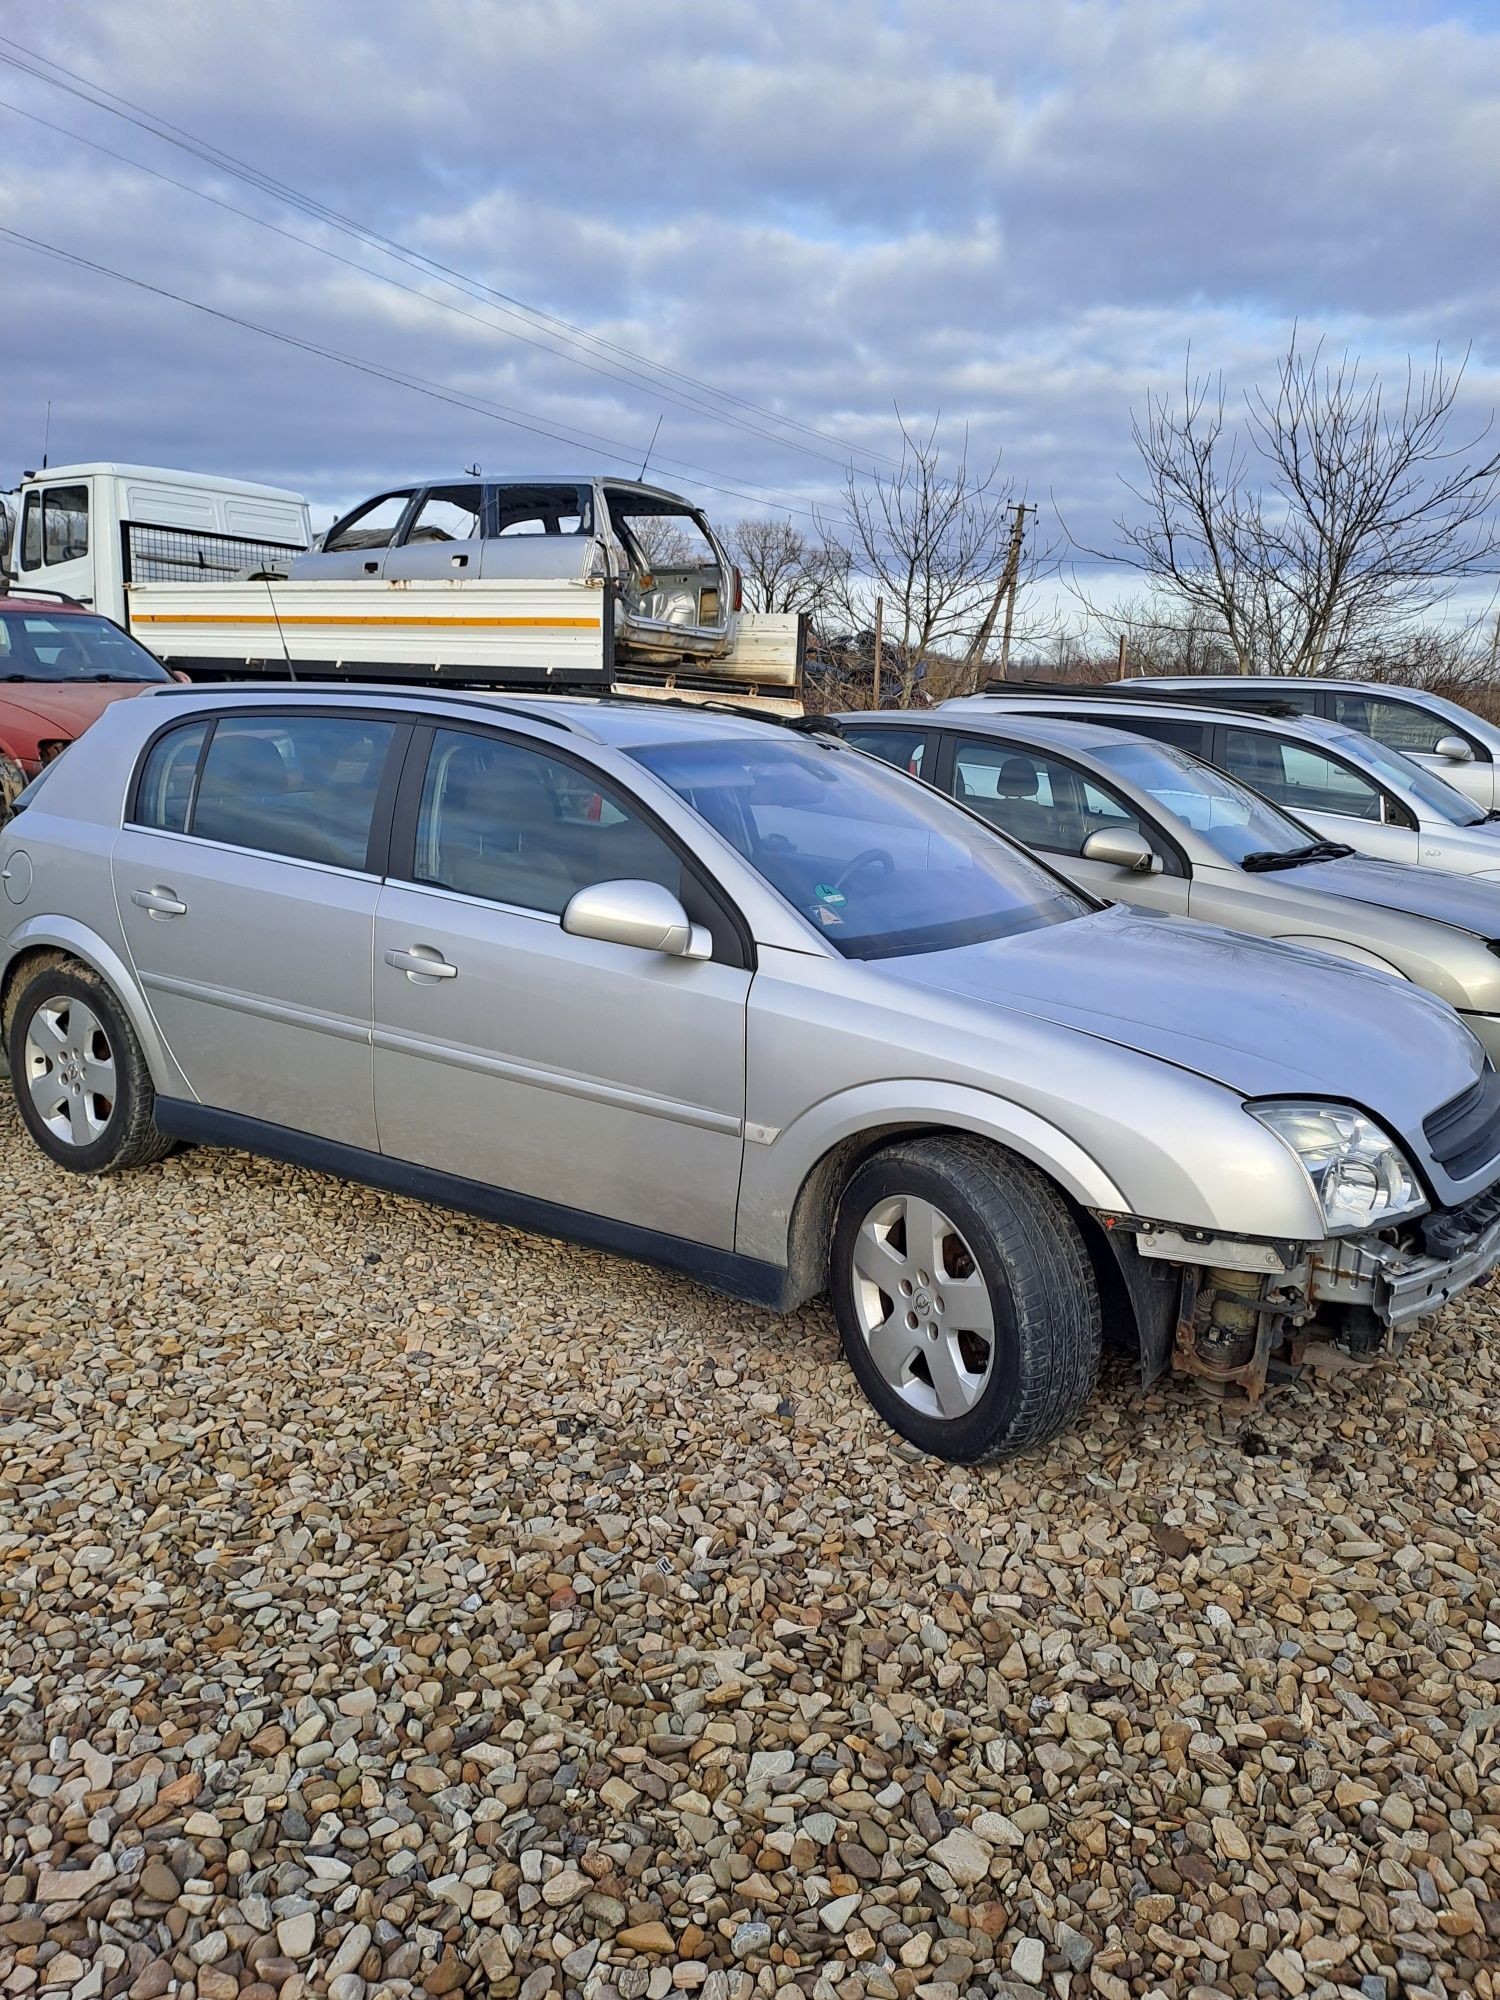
[832,847,895,894]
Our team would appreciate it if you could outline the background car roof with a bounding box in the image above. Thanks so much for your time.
[0,595,95,615]
[952,693,1373,748]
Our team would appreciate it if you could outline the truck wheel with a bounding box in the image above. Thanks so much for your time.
[830,1136,1101,1462]
[8,960,173,1175]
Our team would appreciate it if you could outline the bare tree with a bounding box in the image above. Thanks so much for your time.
[1111,333,1500,675]
[725,518,826,614]
[825,415,1024,704]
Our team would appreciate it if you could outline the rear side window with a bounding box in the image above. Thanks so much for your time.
[135,721,209,832]
[136,713,397,868]
[492,485,592,536]
[1114,715,1207,754]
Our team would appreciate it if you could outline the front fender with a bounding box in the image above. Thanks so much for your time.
[1274,936,1408,979]
[0,914,191,1097]
[735,1078,1132,1267]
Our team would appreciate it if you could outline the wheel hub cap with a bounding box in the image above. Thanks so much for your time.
[850,1193,996,1422]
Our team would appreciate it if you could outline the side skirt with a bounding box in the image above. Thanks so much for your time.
[153,1099,789,1309]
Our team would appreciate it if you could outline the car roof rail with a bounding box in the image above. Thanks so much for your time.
[977,677,1311,720]
[137,680,583,734]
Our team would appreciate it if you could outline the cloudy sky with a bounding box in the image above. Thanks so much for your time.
[2,0,1498,626]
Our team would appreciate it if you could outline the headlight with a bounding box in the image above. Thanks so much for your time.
[1248,1100,1427,1234]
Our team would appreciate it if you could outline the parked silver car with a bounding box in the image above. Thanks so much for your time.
[950,694,1500,876]
[841,710,1500,1061]
[1120,674,1500,810]
[5,686,1500,1461]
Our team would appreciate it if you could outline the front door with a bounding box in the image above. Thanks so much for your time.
[15,481,94,605]
[372,725,750,1248]
[112,708,402,1147]
[383,483,485,581]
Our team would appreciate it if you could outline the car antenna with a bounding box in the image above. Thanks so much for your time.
[262,573,296,680]
[638,415,663,481]
[41,398,50,470]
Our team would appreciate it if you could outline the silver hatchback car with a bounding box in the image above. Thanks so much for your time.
[6,686,1500,1463]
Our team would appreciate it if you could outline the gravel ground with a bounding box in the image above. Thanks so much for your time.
[1,1088,1498,2000]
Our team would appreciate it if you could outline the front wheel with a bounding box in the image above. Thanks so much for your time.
[8,959,173,1174]
[830,1137,1101,1462]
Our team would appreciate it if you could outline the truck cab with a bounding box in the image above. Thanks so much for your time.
[291,475,742,667]
[1,464,311,623]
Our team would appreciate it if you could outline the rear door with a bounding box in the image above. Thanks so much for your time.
[947,735,1190,914]
[1214,723,1421,862]
[383,483,486,581]
[371,724,750,1248]
[112,707,403,1146]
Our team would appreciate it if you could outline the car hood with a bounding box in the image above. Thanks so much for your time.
[878,903,1480,1123]
[0,680,154,738]
[1272,854,1500,936]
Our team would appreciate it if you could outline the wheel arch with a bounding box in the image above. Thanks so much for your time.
[1,918,187,1094]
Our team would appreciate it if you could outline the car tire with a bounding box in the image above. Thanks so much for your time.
[8,959,173,1175]
[831,1136,1101,1462]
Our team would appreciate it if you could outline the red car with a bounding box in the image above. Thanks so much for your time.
[0,594,176,814]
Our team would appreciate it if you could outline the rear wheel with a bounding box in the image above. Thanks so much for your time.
[8,961,172,1174]
[830,1136,1101,1461]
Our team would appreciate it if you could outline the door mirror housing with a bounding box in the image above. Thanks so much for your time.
[1081,827,1161,874]
[562,878,712,959]
[1434,733,1474,764]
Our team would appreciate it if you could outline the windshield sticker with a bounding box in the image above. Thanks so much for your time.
[814,883,847,908]
[811,903,845,928]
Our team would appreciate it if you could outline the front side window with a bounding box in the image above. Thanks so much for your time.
[410,729,683,915]
[1221,727,1385,822]
[953,737,1155,859]
[632,735,1087,960]
[1326,725,1486,825]
[1331,692,1454,754]
[402,485,483,545]
[1089,736,1316,864]
[843,726,931,779]
[18,485,89,569]
[191,714,396,868]
[323,492,414,554]
[0,611,170,682]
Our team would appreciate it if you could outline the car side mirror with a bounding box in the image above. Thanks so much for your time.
[562,878,712,959]
[1081,827,1161,874]
[1435,734,1474,764]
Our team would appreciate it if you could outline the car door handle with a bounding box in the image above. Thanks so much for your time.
[363,559,380,574]
[385,946,458,981]
[450,552,469,568]
[131,887,188,917]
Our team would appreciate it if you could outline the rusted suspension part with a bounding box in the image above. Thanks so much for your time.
[1173,1265,1293,1400]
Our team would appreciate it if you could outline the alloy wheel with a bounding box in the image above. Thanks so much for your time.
[850,1192,995,1420]
[24,995,118,1149]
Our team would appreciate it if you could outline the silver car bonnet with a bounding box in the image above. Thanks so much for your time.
[1275,854,1500,936]
[875,903,1482,1120]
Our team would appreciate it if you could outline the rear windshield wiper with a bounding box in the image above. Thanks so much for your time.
[1240,840,1355,872]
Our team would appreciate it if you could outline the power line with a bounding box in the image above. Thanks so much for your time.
[0,223,841,523]
[0,34,899,477]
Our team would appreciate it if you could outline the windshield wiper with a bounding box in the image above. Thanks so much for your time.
[1240,840,1355,872]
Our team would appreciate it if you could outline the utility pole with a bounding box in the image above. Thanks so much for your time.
[872,595,884,709]
[961,501,1035,689]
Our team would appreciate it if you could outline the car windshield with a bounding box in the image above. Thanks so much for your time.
[0,611,171,683]
[1327,727,1487,826]
[631,734,1089,959]
[1087,736,1315,863]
